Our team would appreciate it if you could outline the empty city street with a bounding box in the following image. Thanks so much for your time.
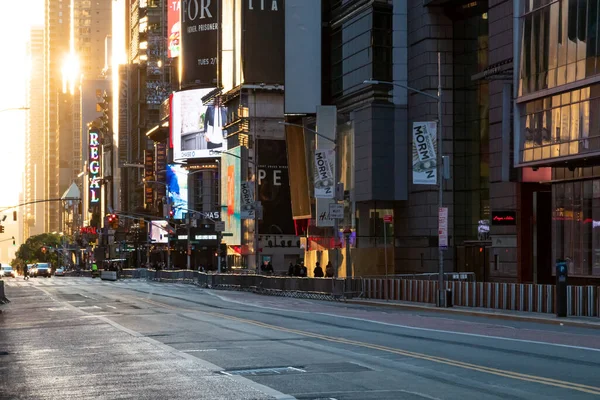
[1,278,600,400]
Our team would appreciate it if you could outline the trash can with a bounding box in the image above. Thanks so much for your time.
[445,289,453,308]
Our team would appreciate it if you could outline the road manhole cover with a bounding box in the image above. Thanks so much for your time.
[221,366,306,376]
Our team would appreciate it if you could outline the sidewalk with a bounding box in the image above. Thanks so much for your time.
[347,298,600,329]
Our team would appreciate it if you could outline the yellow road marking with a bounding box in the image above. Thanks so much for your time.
[136,296,600,395]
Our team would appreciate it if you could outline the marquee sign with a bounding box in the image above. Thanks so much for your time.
[89,130,102,208]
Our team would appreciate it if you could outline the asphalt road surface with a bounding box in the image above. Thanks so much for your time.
[1,277,600,399]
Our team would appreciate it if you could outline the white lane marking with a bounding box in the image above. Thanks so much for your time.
[106,305,117,309]
[205,291,600,353]
[79,306,101,310]
[182,349,217,352]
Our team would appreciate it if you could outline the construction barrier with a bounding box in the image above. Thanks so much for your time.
[361,278,600,318]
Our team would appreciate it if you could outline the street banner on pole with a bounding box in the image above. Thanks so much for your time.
[314,149,335,198]
[240,181,255,219]
[438,207,448,249]
[412,121,438,185]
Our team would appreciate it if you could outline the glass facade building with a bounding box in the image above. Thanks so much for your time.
[519,0,600,96]
[518,0,600,281]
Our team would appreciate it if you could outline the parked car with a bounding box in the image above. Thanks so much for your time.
[54,268,65,276]
[0,265,15,278]
[33,263,52,278]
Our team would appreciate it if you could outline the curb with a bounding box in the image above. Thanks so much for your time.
[346,299,600,330]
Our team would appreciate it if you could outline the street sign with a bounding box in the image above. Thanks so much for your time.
[222,232,234,237]
[383,214,393,223]
[214,221,225,232]
[329,203,344,219]
[438,207,448,249]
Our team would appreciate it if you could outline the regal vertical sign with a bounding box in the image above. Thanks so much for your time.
[89,130,102,208]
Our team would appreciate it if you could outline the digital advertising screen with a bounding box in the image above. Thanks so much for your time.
[149,220,170,244]
[167,0,180,58]
[171,88,228,161]
[221,146,241,245]
[166,163,188,219]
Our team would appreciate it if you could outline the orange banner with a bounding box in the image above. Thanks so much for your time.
[285,124,312,219]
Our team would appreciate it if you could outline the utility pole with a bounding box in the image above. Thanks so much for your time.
[436,52,445,307]
[363,52,446,307]
[186,212,191,270]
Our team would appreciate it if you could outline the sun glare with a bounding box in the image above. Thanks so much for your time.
[0,1,42,208]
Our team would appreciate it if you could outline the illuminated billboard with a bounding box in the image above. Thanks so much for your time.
[167,0,180,58]
[88,130,101,208]
[180,0,218,87]
[171,88,228,161]
[150,220,170,243]
[221,146,241,245]
[166,163,188,219]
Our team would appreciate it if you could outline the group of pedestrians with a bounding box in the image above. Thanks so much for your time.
[287,261,335,278]
[313,261,335,278]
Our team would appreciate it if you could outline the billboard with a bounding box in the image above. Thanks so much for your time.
[257,139,294,235]
[180,0,219,88]
[166,163,188,219]
[285,124,311,219]
[314,149,335,199]
[284,0,321,114]
[144,150,154,205]
[168,0,181,58]
[412,121,438,185]
[221,146,241,245]
[171,88,228,161]
[315,106,336,227]
[242,0,285,84]
[88,130,101,208]
[155,142,167,198]
[150,220,170,243]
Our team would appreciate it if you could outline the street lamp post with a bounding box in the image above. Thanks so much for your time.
[144,180,171,270]
[0,107,30,113]
[363,52,446,307]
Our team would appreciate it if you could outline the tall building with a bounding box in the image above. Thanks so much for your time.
[514,0,600,284]
[44,0,112,234]
[24,27,46,239]
[44,0,70,233]
[284,0,497,279]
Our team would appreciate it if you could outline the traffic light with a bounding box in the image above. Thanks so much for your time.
[168,205,175,219]
[0,225,4,233]
[107,213,118,228]
[42,246,47,254]
[13,211,17,221]
[12,237,15,246]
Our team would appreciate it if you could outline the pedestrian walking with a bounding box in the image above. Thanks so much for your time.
[287,262,294,276]
[300,263,308,277]
[313,262,324,278]
[325,261,335,278]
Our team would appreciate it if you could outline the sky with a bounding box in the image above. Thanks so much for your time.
[0,0,43,261]
[0,0,44,208]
